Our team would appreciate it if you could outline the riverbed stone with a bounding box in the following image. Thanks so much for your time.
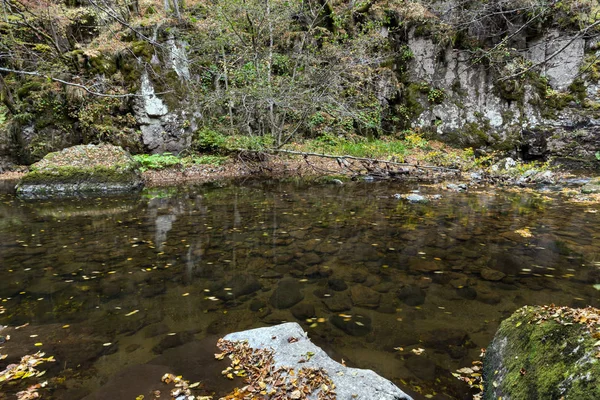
[291,303,316,320]
[409,257,441,273]
[405,355,436,381]
[397,285,426,306]
[223,323,412,399]
[249,299,266,312]
[480,267,506,281]
[303,265,333,278]
[330,314,373,336]
[483,305,600,399]
[350,284,381,308]
[152,331,195,354]
[270,278,304,309]
[328,278,348,291]
[16,144,143,199]
[215,274,262,300]
[322,293,353,312]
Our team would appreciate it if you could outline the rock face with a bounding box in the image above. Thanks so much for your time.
[16,144,143,199]
[223,322,413,400]
[483,305,600,400]
[135,72,196,155]
[405,23,600,164]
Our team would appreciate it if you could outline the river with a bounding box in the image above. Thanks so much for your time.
[1,179,599,399]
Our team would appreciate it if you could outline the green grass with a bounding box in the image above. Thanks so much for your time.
[0,104,7,126]
[133,153,228,172]
[301,135,417,160]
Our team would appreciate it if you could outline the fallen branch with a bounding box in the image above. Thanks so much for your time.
[236,148,460,172]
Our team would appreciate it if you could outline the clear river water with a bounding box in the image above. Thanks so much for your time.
[1,179,599,400]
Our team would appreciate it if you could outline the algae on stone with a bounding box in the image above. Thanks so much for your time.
[483,305,600,400]
[16,144,143,199]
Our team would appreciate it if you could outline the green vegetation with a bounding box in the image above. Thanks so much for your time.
[0,0,599,168]
[133,152,228,172]
[303,134,409,160]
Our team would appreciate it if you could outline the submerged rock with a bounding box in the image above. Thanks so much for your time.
[350,284,381,308]
[397,285,427,306]
[16,144,143,199]
[330,314,372,336]
[270,278,304,309]
[480,267,506,281]
[483,305,600,399]
[222,322,412,399]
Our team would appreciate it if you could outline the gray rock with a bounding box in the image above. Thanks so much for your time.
[470,172,483,181]
[405,194,428,203]
[526,29,585,90]
[270,278,304,309]
[134,72,196,154]
[223,323,412,399]
[447,183,467,192]
[140,73,168,117]
[493,157,517,171]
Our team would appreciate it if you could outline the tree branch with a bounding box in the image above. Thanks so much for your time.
[237,148,460,171]
[0,66,172,98]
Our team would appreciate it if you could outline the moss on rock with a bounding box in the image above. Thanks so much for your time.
[16,144,143,199]
[483,305,600,400]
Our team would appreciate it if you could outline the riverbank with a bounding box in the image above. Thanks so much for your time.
[0,137,598,199]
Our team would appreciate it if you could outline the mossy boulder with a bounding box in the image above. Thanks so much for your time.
[483,305,600,400]
[16,144,143,199]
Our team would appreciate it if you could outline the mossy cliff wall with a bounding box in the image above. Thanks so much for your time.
[0,0,598,166]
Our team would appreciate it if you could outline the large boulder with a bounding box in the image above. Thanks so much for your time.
[483,305,600,399]
[16,144,143,199]
[221,322,412,399]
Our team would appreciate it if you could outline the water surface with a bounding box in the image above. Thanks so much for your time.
[1,180,599,399]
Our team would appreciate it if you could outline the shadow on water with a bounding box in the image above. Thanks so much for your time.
[1,180,599,399]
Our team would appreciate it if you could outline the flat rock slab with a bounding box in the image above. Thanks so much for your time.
[223,322,412,400]
[16,144,143,199]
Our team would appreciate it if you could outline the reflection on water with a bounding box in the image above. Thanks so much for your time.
[1,180,599,399]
